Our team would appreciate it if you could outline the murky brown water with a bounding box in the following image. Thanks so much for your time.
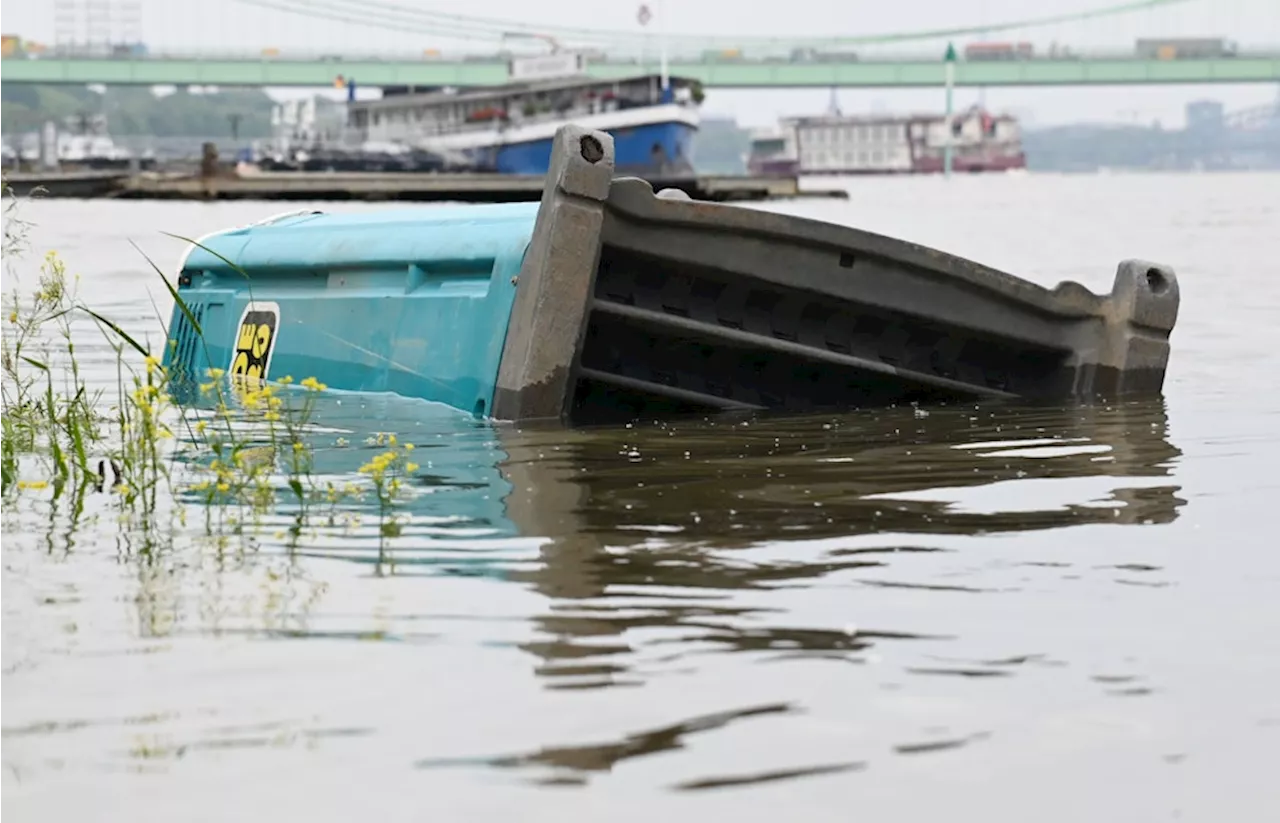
[4,172,1280,822]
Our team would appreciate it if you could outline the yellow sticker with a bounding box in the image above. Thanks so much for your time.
[229,301,280,390]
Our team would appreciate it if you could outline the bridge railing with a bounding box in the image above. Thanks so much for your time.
[6,44,1279,64]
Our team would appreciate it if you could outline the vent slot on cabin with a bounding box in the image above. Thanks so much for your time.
[168,300,207,386]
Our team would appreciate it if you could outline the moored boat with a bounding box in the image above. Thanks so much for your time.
[342,53,702,176]
[747,105,1026,176]
[240,53,702,177]
[164,125,1180,425]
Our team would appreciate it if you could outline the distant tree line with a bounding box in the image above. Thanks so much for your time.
[1022,123,1276,172]
[1,84,284,139]
[1022,124,1182,172]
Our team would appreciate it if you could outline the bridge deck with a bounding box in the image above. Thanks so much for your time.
[4,55,1279,88]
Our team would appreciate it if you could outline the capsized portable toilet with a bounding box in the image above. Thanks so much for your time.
[164,125,1180,424]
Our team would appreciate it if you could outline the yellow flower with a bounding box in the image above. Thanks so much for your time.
[17,480,49,490]
[405,462,419,473]
[403,443,414,451]
[300,376,326,392]
[144,354,162,374]
[206,368,225,379]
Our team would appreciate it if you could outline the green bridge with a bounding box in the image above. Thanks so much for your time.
[4,53,1279,88]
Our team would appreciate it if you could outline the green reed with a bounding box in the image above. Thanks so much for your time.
[3,251,107,498]
[1,190,416,554]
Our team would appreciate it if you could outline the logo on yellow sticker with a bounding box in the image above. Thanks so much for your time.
[229,301,279,391]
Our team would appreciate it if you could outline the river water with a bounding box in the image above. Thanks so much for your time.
[4,172,1279,822]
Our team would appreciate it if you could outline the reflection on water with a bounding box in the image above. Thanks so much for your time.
[505,398,1184,544]
[4,390,1194,793]
[485,399,1186,697]
[287,394,1183,585]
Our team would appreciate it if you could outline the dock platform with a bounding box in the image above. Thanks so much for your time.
[121,170,840,203]
[3,170,131,199]
[4,169,844,203]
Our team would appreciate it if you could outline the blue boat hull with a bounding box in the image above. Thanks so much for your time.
[489,120,696,175]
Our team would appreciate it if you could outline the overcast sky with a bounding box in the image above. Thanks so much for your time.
[3,0,1278,127]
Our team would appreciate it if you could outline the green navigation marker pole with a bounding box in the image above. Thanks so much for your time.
[658,0,670,91]
[944,41,956,179]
